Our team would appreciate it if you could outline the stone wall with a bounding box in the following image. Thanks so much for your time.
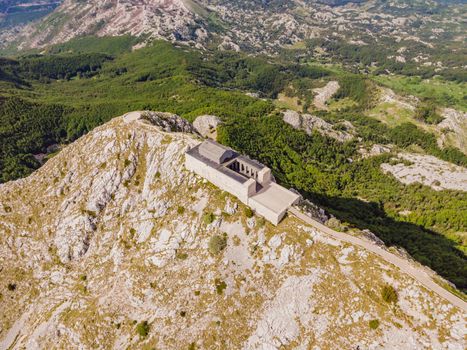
[185,154,252,204]
[257,168,271,185]
[248,197,283,225]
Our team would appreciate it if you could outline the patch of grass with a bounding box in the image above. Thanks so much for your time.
[327,97,358,111]
[372,75,466,111]
[367,102,414,127]
[414,103,444,124]
[274,93,303,112]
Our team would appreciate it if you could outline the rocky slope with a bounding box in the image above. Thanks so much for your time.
[0,111,465,349]
[283,109,355,142]
[6,0,208,50]
[1,0,465,57]
[381,153,467,192]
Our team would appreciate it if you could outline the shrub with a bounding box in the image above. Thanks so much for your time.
[136,321,150,337]
[414,103,444,124]
[177,206,185,215]
[381,284,398,303]
[7,283,16,291]
[244,207,254,218]
[214,278,227,295]
[208,235,227,255]
[176,251,188,260]
[203,212,215,225]
[257,217,266,227]
[326,217,346,232]
[369,319,380,329]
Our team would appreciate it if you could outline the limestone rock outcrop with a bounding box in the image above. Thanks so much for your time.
[192,115,221,139]
[141,111,196,133]
[283,110,354,142]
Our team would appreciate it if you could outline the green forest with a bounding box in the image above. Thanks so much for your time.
[0,38,466,292]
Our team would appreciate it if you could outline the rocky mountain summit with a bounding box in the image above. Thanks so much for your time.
[0,111,465,349]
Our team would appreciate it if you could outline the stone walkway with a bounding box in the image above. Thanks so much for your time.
[288,207,467,312]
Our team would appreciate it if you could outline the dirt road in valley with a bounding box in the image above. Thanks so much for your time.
[288,207,467,312]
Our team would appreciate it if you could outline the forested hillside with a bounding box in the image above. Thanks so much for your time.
[0,38,466,292]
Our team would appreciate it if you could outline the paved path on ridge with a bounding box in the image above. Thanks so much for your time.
[288,207,467,312]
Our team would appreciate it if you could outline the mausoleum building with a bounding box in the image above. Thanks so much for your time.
[185,140,300,225]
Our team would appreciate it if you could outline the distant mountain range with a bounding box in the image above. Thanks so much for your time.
[1,0,465,57]
[0,0,60,29]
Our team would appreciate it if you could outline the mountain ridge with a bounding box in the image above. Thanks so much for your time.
[1,0,465,61]
[0,111,466,349]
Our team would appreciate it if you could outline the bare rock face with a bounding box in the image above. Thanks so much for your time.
[313,80,340,110]
[1,0,462,60]
[282,109,302,129]
[438,108,467,155]
[381,153,467,192]
[282,110,354,142]
[9,0,209,50]
[141,111,196,133]
[192,115,221,139]
[358,144,393,159]
[0,112,466,349]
